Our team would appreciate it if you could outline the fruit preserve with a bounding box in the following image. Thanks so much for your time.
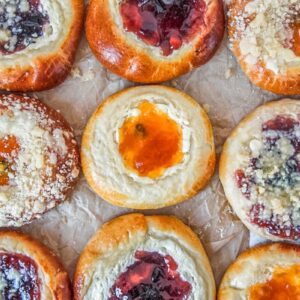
[119,101,183,178]
[0,0,49,55]
[249,264,300,300]
[235,115,300,239]
[109,251,192,300]
[120,0,207,55]
[0,252,40,299]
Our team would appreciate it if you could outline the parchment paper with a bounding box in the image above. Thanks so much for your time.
[17,4,300,285]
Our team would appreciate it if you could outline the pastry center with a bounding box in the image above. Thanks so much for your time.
[119,0,207,56]
[0,135,20,186]
[235,115,300,239]
[119,101,183,179]
[109,251,192,300]
[291,17,300,56]
[0,252,41,300]
[249,265,300,300]
[0,0,49,55]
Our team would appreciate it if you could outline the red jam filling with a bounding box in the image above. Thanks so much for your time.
[120,0,207,55]
[109,251,192,299]
[0,252,40,299]
[235,115,300,239]
[0,0,49,55]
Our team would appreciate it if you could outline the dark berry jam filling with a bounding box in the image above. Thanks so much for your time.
[120,0,207,55]
[0,0,49,55]
[109,251,192,300]
[234,115,300,239]
[0,252,41,299]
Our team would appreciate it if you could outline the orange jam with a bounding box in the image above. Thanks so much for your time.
[0,135,19,185]
[249,265,300,300]
[119,101,183,178]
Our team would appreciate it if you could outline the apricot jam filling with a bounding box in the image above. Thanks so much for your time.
[109,251,192,300]
[120,0,207,55]
[0,135,19,185]
[119,101,183,178]
[291,18,300,56]
[0,252,41,299]
[249,264,300,300]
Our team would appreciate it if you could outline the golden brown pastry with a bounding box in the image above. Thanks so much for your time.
[73,213,216,300]
[0,0,84,91]
[86,0,224,83]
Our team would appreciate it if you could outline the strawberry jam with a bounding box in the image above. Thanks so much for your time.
[0,0,49,55]
[234,115,300,239]
[0,252,40,299]
[120,0,207,55]
[119,101,183,178]
[109,251,192,299]
[249,264,300,300]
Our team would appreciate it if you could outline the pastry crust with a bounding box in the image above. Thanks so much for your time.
[73,213,216,300]
[0,0,84,92]
[218,243,300,299]
[85,0,224,83]
[0,230,71,299]
[220,99,300,241]
[81,85,215,209]
[228,0,300,95]
[0,94,80,227]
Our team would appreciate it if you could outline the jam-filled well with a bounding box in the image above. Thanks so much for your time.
[109,251,192,299]
[234,115,300,239]
[0,0,49,55]
[119,101,183,178]
[120,0,207,55]
[249,264,300,300]
[0,252,41,299]
[0,135,20,185]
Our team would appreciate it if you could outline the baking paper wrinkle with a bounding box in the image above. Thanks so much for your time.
[21,31,289,285]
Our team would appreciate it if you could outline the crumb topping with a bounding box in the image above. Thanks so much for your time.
[235,115,300,239]
[229,0,300,74]
[0,0,49,55]
[0,95,80,227]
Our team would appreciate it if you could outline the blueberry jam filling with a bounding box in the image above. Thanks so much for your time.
[0,252,41,300]
[109,251,192,300]
[0,0,49,55]
[120,0,207,55]
[235,116,300,239]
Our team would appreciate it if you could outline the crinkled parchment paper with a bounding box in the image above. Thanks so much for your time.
[18,2,300,286]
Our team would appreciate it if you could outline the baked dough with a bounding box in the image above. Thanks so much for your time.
[81,85,215,209]
[0,94,80,227]
[85,0,224,83]
[218,243,300,300]
[0,0,84,92]
[220,99,300,241]
[228,0,300,95]
[73,213,216,300]
[0,230,71,299]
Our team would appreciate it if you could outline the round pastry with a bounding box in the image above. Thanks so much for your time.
[73,213,216,300]
[218,243,300,300]
[81,85,215,209]
[0,94,80,227]
[85,0,224,83]
[0,230,71,299]
[0,0,84,92]
[220,99,300,241]
[228,0,300,95]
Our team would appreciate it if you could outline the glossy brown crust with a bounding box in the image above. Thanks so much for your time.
[228,0,300,95]
[86,0,224,83]
[73,213,216,300]
[81,85,216,209]
[0,94,80,226]
[0,230,71,299]
[0,0,84,92]
[218,243,300,299]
